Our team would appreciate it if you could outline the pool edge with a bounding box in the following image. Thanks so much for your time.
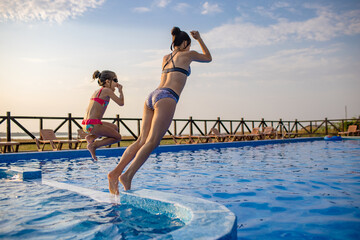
[42,179,237,240]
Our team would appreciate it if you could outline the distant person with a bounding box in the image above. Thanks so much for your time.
[108,27,212,193]
[82,70,124,160]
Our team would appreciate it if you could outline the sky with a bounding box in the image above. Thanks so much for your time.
[0,0,360,127]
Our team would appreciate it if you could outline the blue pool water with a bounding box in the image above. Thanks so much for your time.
[1,139,360,239]
[0,181,184,239]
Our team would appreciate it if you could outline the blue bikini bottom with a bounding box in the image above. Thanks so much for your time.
[145,88,179,110]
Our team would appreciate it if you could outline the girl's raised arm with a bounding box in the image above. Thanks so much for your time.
[189,31,212,63]
[107,84,124,106]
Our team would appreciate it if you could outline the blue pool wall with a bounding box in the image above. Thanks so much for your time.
[0,137,323,163]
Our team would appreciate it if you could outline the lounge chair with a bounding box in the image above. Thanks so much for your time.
[77,129,89,149]
[338,125,359,136]
[210,128,232,142]
[0,138,20,153]
[230,132,246,142]
[245,128,262,140]
[35,129,79,151]
[282,131,298,138]
[171,135,194,144]
[191,134,213,144]
[262,126,278,139]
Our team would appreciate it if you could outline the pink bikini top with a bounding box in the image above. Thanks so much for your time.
[91,88,109,107]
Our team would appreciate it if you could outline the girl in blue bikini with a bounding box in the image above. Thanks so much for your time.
[82,70,124,160]
[108,27,212,193]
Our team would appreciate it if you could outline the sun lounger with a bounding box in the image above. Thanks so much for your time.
[338,125,359,136]
[230,132,246,142]
[282,131,299,138]
[262,126,278,139]
[171,135,194,144]
[0,138,20,153]
[35,129,79,151]
[191,134,213,144]
[210,128,232,142]
[245,128,262,140]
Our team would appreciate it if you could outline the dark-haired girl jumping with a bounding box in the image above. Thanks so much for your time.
[82,70,124,160]
[108,27,212,193]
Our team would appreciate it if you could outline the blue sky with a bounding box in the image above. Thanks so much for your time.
[0,0,359,126]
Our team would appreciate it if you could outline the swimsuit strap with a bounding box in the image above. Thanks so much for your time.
[162,67,190,76]
[97,87,104,97]
[162,51,179,70]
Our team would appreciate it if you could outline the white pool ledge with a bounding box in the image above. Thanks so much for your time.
[43,179,237,240]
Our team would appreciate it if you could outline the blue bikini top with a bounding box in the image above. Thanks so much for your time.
[162,51,191,76]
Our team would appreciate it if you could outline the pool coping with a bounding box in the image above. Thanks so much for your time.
[42,179,237,240]
[0,137,323,163]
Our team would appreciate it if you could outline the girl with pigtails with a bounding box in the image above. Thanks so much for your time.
[108,27,212,193]
[82,70,124,160]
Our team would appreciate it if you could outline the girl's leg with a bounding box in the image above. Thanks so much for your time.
[87,124,122,160]
[86,121,117,145]
[120,98,176,191]
[108,104,154,194]
[102,122,118,131]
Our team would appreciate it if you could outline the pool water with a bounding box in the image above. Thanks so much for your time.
[1,139,360,239]
[0,181,184,239]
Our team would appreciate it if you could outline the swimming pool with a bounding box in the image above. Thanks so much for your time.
[1,138,359,239]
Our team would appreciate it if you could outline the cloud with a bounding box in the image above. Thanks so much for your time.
[154,0,171,8]
[200,45,349,85]
[0,0,105,23]
[133,7,151,13]
[201,2,222,15]
[204,6,360,49]
[133,0,171,13]
[174,3,191,13]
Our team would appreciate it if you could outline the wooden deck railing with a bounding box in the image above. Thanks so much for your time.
[1,112,359,145]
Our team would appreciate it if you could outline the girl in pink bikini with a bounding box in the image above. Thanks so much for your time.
[82,70,124,160]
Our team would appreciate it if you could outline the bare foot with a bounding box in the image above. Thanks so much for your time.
[119,174,132,191]
[108,172,119,195]
[87,142,97,161]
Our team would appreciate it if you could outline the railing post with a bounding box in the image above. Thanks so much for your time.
[241,118,244,134]
[6,111,11,142]
[116,114,120,133]
[174,120,177,136]
[40,117,43,131]
[189,116,193,136]
[116,114,120,147]
[68,113,72,140]
[295,119,298,133]
[137,119,141,137]
[217,117,220,131]
[325,118,328,135]
[310,121,313,135]
[204,120,207,135]
[230,120,233,134]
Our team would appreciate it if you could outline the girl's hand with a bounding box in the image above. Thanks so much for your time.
[190,31,201,40]
[117,83,123,91]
